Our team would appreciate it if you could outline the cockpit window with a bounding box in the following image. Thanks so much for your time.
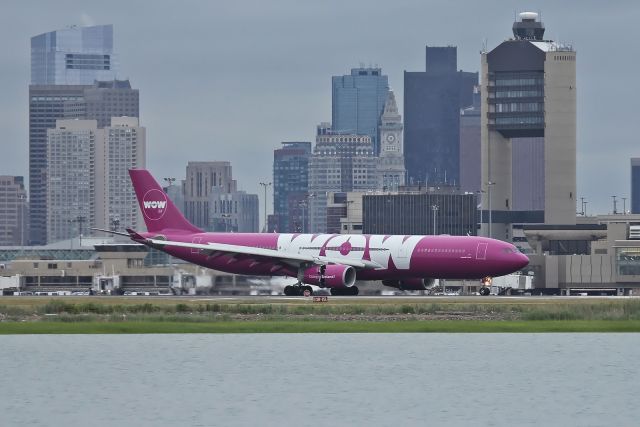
[502,247,519,254]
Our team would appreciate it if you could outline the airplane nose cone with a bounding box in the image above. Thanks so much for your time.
[516,253,529,269]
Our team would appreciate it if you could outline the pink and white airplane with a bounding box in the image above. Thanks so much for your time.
[99,169,529,296]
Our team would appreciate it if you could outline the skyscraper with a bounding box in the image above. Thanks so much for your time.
[273,142,312,233]
[31,25,118,85]
[376,91,405,191]
[332,67,389,154]
[29,25,134,244]
[481,12,576,239]
[28,84,87,244]
[404,46,478,186]
[46,120,98,243]
[98,117,146,232]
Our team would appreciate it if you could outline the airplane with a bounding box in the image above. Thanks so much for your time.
[95,169,529,296]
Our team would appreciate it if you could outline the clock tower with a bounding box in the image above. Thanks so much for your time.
[377,91,406,190]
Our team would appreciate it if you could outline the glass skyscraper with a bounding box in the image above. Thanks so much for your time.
[31,24,118,85]
[273,142,312,233]
[332,67,389,154]
[404,46,477,187]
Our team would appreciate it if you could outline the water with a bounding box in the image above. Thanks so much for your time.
[1,334,639,427]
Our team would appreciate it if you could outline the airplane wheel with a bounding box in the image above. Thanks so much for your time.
[284,285,293,296]
[479,287,490,296]
[330,288,340,296]
[350,286,359,296]
[304,286,313,296]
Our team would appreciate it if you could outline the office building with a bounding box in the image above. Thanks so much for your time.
[31,24,118,85]
[183,160,260,233]
[83,80,139,128]
[632,159,640,214]
[210,189,259,233]
[308,123,377,232]
[376,90,405,191]
[28,80,139,245]
[332,67,389,154]
[0,176,28,246]
[184,162,235,230]
[481,12,576,239]
[404,46,478,186]
[362,190,477,236]
[46,120,99,243]
[273,142,312,232]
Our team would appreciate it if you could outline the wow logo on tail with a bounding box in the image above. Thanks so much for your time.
[142,189,168,220]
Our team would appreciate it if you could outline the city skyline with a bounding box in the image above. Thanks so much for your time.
[1,0,639,217]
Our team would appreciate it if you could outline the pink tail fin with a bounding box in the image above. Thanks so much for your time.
[129,169,201,233]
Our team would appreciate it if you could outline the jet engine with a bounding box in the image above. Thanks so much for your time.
[382,278,436,291]
[303,264,357,288]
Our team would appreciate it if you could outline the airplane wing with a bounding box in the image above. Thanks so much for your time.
[145,238,383,270]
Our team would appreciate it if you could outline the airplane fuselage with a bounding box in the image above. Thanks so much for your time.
[141,230,527,281]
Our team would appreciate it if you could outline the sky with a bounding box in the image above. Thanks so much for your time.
[1,0,639,217]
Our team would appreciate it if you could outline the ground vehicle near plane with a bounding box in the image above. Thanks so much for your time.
[96,170,529,296]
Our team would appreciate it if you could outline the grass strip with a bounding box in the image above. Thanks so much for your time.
[1,320,640,334]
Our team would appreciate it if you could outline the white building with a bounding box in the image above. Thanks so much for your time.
[98,117,146,232]
[47,119,98,243]
[308,123,377,233]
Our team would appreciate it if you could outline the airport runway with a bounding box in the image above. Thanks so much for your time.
[181,294,639,304]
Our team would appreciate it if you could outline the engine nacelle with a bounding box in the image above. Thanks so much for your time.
[382,278,436,291]
[303,264,357,288]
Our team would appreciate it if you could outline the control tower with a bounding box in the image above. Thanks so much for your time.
[481,12,576,240]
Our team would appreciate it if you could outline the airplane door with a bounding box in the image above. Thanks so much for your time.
[476,243,488,260]
[398,245,408,258]
[192,237,203,254]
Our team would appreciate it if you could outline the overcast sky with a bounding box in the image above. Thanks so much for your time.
[1,0,639,216]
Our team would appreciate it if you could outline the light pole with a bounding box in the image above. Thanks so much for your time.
[69,216,86,248]
[487,181,495,239]
[580,197,585,215]
[476,190,485,236]
[18,194,26,250]
[431,205,439,235]
[259,181,272,232]
[298,200,307,233]
[110,217,120,232]
[622,197,627,215]
[612,195,618,215]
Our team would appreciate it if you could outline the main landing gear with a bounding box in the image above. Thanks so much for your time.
[284,284,313,296]
[330,286,359,296]
[479,276,492,296]
[283,284,360,296]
